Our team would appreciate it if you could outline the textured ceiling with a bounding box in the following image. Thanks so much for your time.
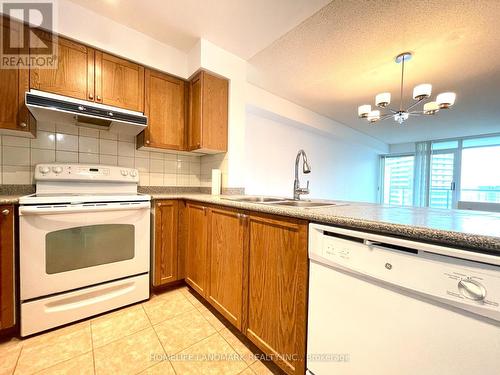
[66,0,331,59]
[248,0,500,144]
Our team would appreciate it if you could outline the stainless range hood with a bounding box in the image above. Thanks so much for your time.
[26,90,147,136]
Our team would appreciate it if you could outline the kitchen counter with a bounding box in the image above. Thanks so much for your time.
[0,195,23,204]
[151,194,500,253]
[4,192,499,253]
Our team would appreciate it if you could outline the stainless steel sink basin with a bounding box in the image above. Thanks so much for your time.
[222,196,289,203]
[270,200,338,208]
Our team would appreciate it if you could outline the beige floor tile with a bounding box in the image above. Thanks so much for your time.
[170,333,248,375]
[91,304,151,348]
[142,290,195,325]
[181,288,204,308]
[197,304,226,331]
[0,338,23,375]
[15,322,92,374]
[36,352,94,375]
[138,361,176,375]
[220,328,256,365]
[94,327,164,375]
[238,368,256,375]
[154,309,217,354]
[249,360,282,375]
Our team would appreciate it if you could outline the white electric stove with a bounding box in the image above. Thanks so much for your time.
[19,164,151,336]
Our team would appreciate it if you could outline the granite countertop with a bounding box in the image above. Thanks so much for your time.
[3,192,499,253]
[150,194,500,253]
[0,195,23,204]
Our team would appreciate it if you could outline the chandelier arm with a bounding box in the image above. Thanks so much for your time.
[406,97,428,112]
[384,107,398,114]
[380,114,394,121]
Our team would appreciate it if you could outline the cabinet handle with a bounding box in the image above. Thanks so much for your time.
[89,93,94,100]
[2,209,10,216]
[19,122,27,128]
[96,95,102,101]
[146,140,150,145]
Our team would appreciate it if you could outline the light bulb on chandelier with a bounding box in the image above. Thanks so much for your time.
[357,52,456,125]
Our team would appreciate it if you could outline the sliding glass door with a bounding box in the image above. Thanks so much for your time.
[429,150,458,209]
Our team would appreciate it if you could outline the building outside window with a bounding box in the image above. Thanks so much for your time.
[381,135,500,208]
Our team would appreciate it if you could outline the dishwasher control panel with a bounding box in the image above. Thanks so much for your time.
[309,223,500,322]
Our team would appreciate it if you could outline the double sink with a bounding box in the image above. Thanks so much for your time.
[222,196,344,208]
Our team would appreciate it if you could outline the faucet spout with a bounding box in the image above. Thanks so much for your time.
[293,150,311,200]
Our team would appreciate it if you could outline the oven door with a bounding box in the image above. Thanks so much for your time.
[19,201,150,300]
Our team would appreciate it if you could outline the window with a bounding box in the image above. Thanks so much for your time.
[382,135,500,208]
[383,155,414,206]
[460,137,500,203]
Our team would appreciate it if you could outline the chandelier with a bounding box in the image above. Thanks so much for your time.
[357,52,456,125]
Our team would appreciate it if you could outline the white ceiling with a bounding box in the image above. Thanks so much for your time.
[248,0,500,144]
[67,0,331,59]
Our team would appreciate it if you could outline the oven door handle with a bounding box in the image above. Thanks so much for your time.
[19,201,150,215]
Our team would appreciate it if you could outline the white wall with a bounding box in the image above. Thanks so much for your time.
[245,112,381,202]
[389,142,416,154]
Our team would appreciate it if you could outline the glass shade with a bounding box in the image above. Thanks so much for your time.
[375,92,391,107]
[436,92,456,108]
[358,104,371,118]
[413,84,432,100]
[367,110,380,123]
[423,101,440,115]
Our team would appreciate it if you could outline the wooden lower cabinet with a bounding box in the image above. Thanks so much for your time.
[152,200,179,286]
[185,202,209,296]
[0,205,15,331]
[156,201,309,375]
[207,207,247,330]
[245,214,309,375]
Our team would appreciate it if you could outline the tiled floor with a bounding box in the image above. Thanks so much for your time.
[0,286,282,375]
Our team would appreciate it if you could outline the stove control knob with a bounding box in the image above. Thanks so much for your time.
[52,166,63,174]
[39,166,50,175]
[120,169,128,176]
[130,170,138,177]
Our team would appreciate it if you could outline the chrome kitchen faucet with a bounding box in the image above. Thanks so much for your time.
[293,149,311,200]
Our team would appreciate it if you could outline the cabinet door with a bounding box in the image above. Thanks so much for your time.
[188,72,202,150]
[153,200,178,286]
[246,214,308,375]
[185,202,209,296]
[30,31,95,101]
[0,205,15,330]
[95,51,144,112]
[202,72,228,152]
[0,17,34,135]
[142,69,186,150]
[188,71,228,152]
[207,207,247,330]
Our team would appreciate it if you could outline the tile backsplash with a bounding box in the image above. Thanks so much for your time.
[0,122,203,187]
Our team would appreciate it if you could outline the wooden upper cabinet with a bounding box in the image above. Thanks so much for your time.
[0,17,34,136]
[30,31,95,101]
[95,51,144,112]
[246,214,308,375]
[137,69,187,150]
[0,205,15,331]
[188,70,228,153]
[185,202,209,296]
[207,207,247,330]
[153,200,179,287]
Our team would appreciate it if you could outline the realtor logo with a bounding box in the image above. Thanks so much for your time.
[1,0,58,69]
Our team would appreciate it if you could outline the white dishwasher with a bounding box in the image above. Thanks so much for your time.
[307,223,500,375]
